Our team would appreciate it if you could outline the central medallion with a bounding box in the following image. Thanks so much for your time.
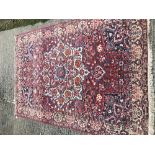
[43,42,89,106]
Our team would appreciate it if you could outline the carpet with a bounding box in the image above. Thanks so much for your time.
[15,19,150,135]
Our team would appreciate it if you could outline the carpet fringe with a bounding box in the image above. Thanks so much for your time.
[14,34,17,117]
[148,19,155,135]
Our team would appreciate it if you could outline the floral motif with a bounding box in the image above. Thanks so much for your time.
[130,25,142,42]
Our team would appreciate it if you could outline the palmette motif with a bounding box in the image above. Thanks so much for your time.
[16,19,148,134]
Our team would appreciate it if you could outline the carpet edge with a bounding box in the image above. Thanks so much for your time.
[148,19,155,135]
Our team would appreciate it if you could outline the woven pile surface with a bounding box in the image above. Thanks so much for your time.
[15,19,149,134]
